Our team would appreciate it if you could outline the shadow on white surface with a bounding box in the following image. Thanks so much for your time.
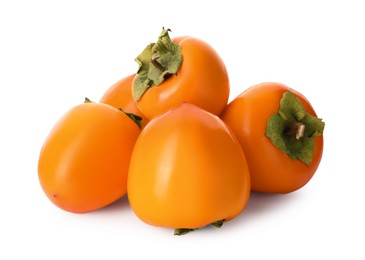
[244,191,296,216]
[89,195,131,215]
[222,191,298,231]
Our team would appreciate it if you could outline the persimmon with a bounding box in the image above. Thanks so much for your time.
[100,74,149,128]
[221,82,325,194]
[132,28,229,121]
[127,103,250,234]
[38,99,141,213]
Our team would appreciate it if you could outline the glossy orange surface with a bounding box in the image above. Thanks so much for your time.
[221,82,324,193]
[38,102,140,213]
[128,103,250,229]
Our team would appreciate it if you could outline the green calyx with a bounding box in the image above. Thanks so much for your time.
[84,97,93,103]
[174,219,225,236]
[265,91,325,166]
[174,228,197,236]
[132,28,183,101]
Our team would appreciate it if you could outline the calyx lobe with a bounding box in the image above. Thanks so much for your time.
[133,28,182,101]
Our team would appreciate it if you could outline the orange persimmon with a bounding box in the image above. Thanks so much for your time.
[127,103,250,234]
[38,100,141,213]
[132,28,229,121]
[221,82,325,194]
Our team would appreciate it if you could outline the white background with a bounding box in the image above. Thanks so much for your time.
[1,0,364,259]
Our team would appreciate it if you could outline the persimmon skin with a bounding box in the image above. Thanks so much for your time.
[100,74,148,128]
[221,82,324,194]
[127,103,250,229]
[38,103,140,213]
[135,37,230,121]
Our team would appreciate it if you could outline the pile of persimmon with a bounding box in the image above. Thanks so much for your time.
[38,28,325,235]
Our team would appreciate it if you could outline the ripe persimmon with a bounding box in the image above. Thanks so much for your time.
[38,100,141,213]
[221,82,325,193]
[127,103,250,234]
[132,28,229,121]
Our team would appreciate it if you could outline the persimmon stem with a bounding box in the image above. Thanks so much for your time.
[296,123,305,140]
[151,54,165,72]
[283,122,305,140]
